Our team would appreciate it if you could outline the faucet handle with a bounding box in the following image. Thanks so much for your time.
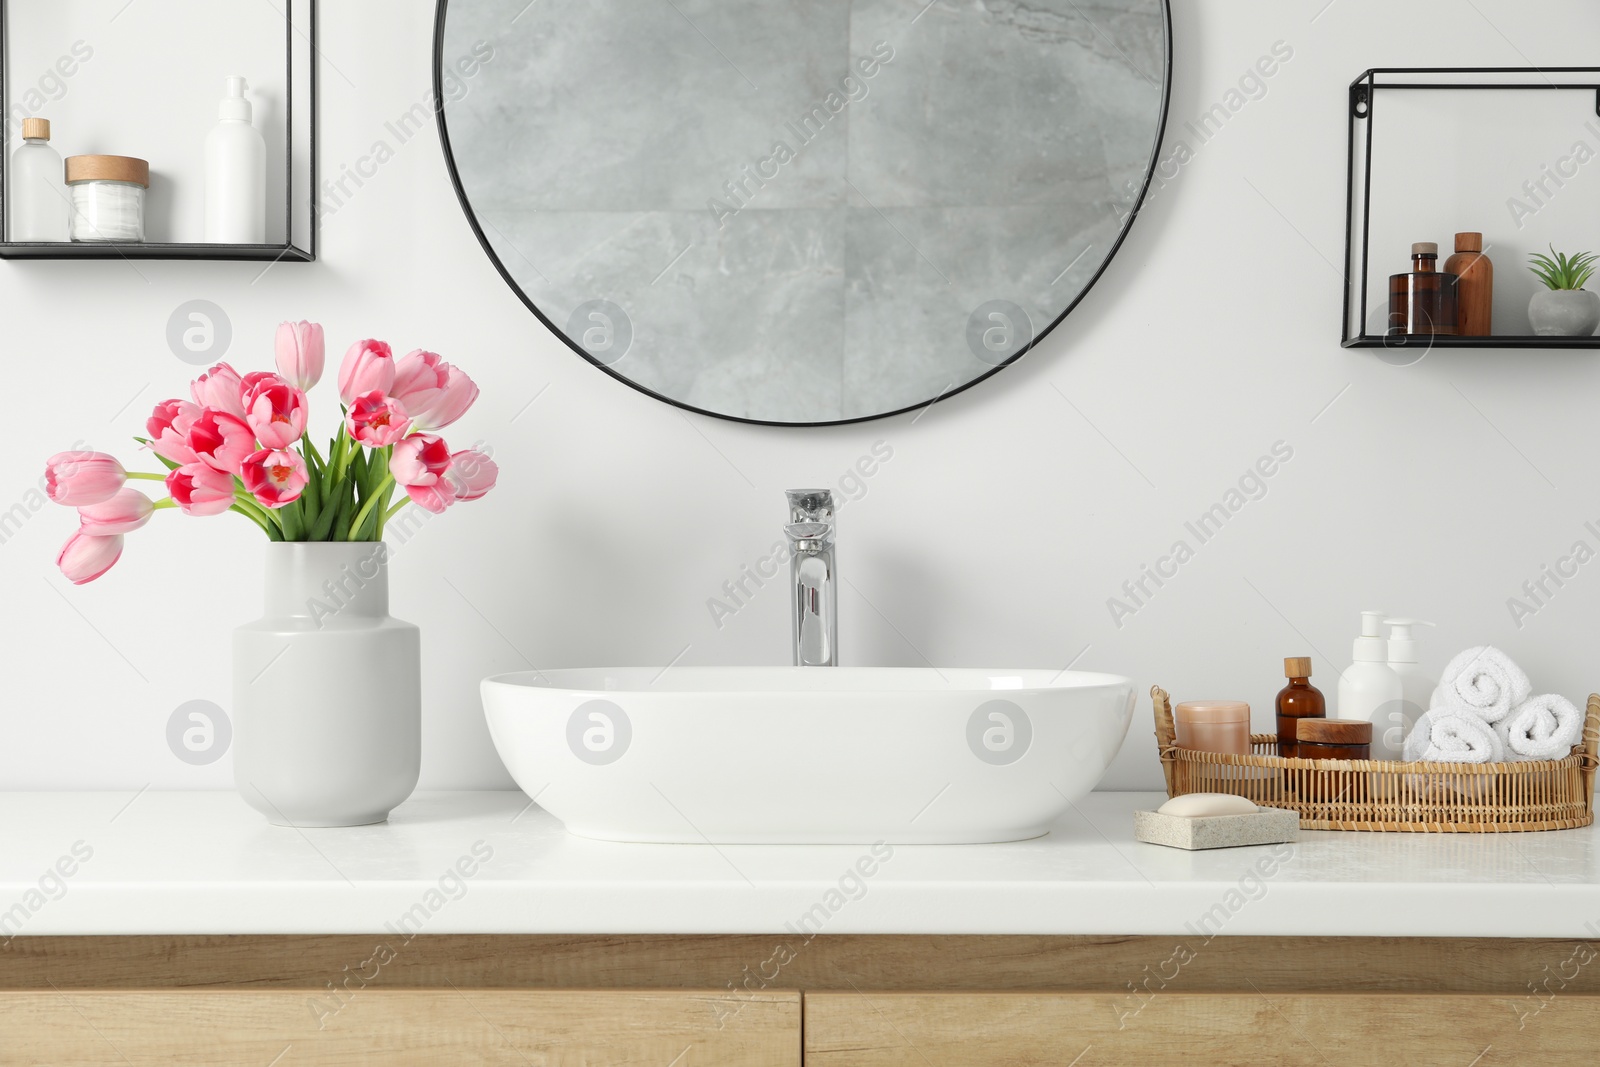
[785,521,834,552]
[786,488,835,525]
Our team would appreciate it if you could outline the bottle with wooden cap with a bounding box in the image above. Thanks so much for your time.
[1275,656,1325,758]
[1443,232,1493,336]
[9,117,67,241]
[1296,717,1372,761]
[1388,242,1459,337]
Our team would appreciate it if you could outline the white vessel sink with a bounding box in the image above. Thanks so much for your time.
[481,667,1135,844]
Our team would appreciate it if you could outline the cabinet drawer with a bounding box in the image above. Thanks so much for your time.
[0,989,799,1066]
[804,991,1599,1066]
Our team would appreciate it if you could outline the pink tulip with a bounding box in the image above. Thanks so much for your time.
[446,448,498,502]
[45,451,127,506]
[56,530,123,585]
[389,432,452,488]
[275,320,325,390]
[166,462,235,516]
[241,448,308,508]
[407,480,457,514]
[239,370,279,395]
[77,488,154,535]
[345,391,410,447]
[186,409,255,475]
[146,399,201,465]
[392,350,479,429]
[190,362,247,420]
[338,339,395,405]
[242,374,308,449]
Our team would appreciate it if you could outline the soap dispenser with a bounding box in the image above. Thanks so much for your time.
[1336,610,1405,759]
[1383,618,1436,755]
[204,75,266,243]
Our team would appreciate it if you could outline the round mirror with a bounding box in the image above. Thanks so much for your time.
[437,0,1170,425]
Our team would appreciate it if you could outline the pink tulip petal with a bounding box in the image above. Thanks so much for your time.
[57,530,123,584]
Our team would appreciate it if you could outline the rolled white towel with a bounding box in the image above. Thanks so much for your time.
[1430,646,1531,724]
[1402,709,1506,764]
[1498,694,1582,761]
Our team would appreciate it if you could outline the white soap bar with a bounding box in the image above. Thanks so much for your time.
[1157,793,1257,817]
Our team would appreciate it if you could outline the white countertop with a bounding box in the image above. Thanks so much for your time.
[3,790,1597,938]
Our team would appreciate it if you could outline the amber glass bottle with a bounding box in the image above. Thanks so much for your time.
[1443,232,1493,336]
[1276,656,1326,758]
[1388,242,1459,336]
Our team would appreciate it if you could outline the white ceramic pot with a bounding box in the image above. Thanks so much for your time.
[233,541,420,827]
[1528,288,1600,336]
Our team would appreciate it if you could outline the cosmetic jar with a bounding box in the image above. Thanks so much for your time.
[65,155,149,242]
[1296,717,1372,760]
[1173,701,1251,756]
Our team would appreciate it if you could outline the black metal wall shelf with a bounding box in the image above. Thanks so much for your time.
[1343,67,1600,349]
[0,0,317,261]
[0,241,313,262]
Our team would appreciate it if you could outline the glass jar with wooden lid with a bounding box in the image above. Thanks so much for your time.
[1296,717,1372,760]
[65,154,150,242]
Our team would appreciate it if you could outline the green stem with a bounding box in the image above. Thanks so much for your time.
[346,474,395,540]
[382,497,411,522]
[375,477,396,540]
[229,503,273,536]
[335,425,359,482]
[151,499,178,511]
[127,472,169,482]
[232,494,281,530]
[304,437,325,471]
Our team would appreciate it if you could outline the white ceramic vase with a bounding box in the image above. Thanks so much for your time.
[233,541,420,827]
[1528,288,1600,336]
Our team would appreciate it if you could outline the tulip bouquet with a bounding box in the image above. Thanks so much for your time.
[46,322,497,584]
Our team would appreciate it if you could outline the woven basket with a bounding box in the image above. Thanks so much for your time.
[1152,686,1599,832]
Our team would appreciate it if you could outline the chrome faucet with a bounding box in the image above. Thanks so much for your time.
[785,489,837,667]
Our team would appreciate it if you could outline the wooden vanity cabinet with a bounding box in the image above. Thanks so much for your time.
[4,935,1598,1066]
[0,989,800,1065]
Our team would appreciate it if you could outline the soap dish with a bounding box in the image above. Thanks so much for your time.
[1134,807,1299,851]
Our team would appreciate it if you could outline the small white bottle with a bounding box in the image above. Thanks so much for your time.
[1337,609,1406,759]
[204,76,265,243]
[9,117,68,241]
[1384,618,1436,717]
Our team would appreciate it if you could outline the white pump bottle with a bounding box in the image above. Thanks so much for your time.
[1337,610,1406,759]
[1384,617,1437,750]
[204,75,265,243]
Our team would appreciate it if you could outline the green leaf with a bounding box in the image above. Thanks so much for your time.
[355,495,381,541]
[299,448,322,531]
[279,499,302,541]
[1529,245,1598,289]
[306,479,343,541]
[330,475,356,542]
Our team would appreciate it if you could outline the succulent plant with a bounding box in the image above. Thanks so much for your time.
[1528,245,1598,291]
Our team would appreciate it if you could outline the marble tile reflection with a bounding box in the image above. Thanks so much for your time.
[447,0,852,212]
[443,0,1166,421]
[841,199,1116,419]
[481,207,846,422]
[847,0,1161,207]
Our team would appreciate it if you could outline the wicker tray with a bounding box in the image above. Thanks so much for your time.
[1152,686,1599,832]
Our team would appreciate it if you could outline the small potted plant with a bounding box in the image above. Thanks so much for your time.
[43,323,498,827]
[1527,245,1600,336]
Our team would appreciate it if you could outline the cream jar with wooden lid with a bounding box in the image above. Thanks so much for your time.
[65,155,149,242]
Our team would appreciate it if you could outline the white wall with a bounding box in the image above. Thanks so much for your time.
[6,0,1600,792]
